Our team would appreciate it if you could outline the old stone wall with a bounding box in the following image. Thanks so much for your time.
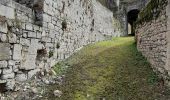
[135,0,170,84]
[0,0,124,90]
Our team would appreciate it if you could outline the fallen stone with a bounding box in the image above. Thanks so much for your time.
[31,87,38,94]
[6,79,15,90]
[23,85,30,91]
[53,90,62,97]
[28,69,40,79]
[43,79,50,85]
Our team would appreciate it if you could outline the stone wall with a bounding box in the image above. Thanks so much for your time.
[165,0,170,83]
[135,0,170,84]
[0,0,124,90]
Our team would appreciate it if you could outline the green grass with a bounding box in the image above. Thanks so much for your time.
[53,62,69,76]
[42,37,170,100]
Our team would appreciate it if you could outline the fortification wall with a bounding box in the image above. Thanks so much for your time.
[136,0,170,85]
[0,0,124,90]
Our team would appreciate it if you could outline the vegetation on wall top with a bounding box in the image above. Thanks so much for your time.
[136,0,167,24]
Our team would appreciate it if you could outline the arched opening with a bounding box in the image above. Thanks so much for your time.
[127,9,140,35]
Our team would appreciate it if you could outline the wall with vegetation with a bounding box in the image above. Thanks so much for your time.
[0,0,125,90]
[135,0,170,85]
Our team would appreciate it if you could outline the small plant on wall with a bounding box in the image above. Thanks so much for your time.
[62,18,67,31]
[49,50,54,58]
[56,42,60,49]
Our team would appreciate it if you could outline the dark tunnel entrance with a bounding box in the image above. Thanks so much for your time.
[127,9,140,35]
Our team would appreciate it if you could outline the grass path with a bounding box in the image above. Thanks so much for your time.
[44,37,170,100]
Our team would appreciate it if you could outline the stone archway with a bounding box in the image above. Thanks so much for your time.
[127,9,140,35]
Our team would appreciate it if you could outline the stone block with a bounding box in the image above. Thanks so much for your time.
[33,25,39,31]
[8,60,15,66]
[25,23,33,30]
[27,39,39,55]
[43,14,51,22]
[20,38,30,46]
[36,31,42,38]
[15,73,27,82]
[49,30,56,38]
[21,22,26,29]
[13,44,22,60]
[8,33,17,43]
[0,21,8,33]
[41,37,51,43]
[0,34,7,42]
[6,79,15,90]
[2,66,13,74]
[13,65,19,72]
[0,5,15,19]
[43,22,48,28]
[166,2,170,16]
[0,0,13,7]
[0,80,6,84]
[28,69,40,79]
[48,23,54,29]
[1,73,15,79]
[0,61,8,68]
[28,31,37,38]
[0,43,11,60]
[20,54,36,70]
[23,32,27,38]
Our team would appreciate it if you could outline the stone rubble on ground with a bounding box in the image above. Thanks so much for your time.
[0,70,65,100]
[53,90,62,97]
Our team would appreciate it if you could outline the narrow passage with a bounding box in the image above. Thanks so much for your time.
[43,37,170,100]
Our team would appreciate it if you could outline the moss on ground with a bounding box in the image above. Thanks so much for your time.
[42,37,170,100]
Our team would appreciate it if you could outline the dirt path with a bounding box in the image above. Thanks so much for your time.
[43,37,170,100]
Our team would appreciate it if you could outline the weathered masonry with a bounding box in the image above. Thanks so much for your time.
[99,0,149,35]
[0,0,125,90]
[135,0,170,85]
